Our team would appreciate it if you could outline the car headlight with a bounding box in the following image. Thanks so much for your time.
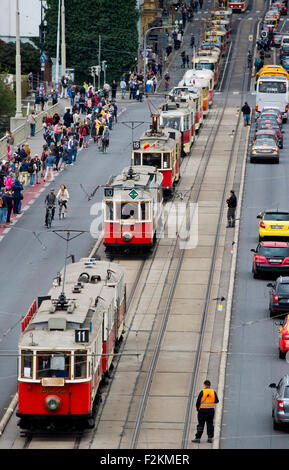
[45,395,60,411]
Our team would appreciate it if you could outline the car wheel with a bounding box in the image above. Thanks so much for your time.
[273,419,281,430]
[250,157,255,163]
[270,307,274,318]
[279,349,286,359]
[253,270,259,279]
[275,158,279,164]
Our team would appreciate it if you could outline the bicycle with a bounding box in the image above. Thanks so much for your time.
[58,200,67,220]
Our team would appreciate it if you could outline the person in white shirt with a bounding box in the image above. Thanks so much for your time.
[56,183,70,216]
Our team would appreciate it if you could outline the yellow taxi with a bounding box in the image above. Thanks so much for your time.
[255,65,289,82]
[257,209,289,240]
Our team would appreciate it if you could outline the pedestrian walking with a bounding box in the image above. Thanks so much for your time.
[199,0,203,8]
[192,380,219,444]
[120,79,126,99]
[226,190,237,228]
[241,101,251,126]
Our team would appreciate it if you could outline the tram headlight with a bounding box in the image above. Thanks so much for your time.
[45,395,60,411]
[122,232,133,242]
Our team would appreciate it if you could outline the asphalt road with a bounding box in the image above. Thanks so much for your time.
[221,12,289,449]
[0,100,161,420]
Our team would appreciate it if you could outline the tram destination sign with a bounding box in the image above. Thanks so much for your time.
[133,141,140,150]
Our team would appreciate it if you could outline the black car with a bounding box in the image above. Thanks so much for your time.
[267,276,289,317]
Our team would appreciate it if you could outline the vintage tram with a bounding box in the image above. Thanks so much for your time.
[103,165,163,251]
[160,99,194,154]
[17,258,126,431]
[131,114,182,195]
[174,84,203,132]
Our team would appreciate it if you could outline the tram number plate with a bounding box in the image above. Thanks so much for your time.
[104,187,114,197]
[133,141,140,150]
[75,329,89,343]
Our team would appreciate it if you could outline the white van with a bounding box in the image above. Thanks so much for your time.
[255,75,289,122]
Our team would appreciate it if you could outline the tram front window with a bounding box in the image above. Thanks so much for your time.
[163,153,171,169]
[141,202,150,220]
[116,202,138,220]
[21,350,33,378]
[142,153,161,168]
[133,152,141,165]
[74,351,87,378]
[37,352,70,378]
[195,63,214,71]
[162,117,181,130]
[105,202,113,220]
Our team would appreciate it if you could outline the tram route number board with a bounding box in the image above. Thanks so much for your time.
[104,187,114,197]
[75,329,89,343]
[133,141,140,150]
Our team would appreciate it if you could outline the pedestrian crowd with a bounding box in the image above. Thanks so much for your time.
[0,81,120,227]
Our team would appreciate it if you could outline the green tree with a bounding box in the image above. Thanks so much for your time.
[41,0,139,84]
[0,78,15,137]
[0,41,41,75]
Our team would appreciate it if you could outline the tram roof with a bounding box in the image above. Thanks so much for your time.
[107,165,163,194]
[19,259,124,347]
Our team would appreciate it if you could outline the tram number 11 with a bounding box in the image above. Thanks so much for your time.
[75,329,89,343]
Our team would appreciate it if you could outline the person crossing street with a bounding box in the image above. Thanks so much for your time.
[192,380,219,444]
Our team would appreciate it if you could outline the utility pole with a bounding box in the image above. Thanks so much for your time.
[61,0,66,78]
[55,0,61,87]
[98,34,101,89]
[15,0,22,118]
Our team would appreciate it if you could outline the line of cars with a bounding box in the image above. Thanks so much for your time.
[250,0,289,430]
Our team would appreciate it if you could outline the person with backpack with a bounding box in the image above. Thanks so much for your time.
[12,179,24,214]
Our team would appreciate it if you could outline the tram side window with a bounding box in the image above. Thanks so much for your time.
[142,153,161,168]
[134,152,141,165]
[141,202,150,220]
[106,202,113,220]
[21,350,33,378]
[163,153,171,169]
[74,351,87,378]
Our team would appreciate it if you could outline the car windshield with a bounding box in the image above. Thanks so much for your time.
[264,212,289,221]
[259,246,289,257]
[278,284,289,294]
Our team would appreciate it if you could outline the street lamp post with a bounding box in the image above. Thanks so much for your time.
[15,0,22,118]
[143,24,176,89]
[61,0,66,78]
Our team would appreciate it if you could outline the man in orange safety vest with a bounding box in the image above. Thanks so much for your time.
[192,380,219,444]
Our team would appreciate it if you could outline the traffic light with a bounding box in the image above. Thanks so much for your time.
[102,60,108,71]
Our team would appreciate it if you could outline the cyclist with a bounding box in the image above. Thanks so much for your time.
[247,50,252,68]
[44,188,56,227]
[56,184,70,218]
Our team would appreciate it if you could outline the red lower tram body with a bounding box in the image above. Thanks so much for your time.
[104,221,154,249]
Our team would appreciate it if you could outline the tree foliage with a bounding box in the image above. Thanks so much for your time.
[0,41,41,75]
[41,0,139,84]
[0,78,15,137]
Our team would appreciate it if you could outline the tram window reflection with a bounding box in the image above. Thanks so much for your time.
[21,350,33,378]
[163,153,171,169]
[106,202,113,220]
[74,351,87,378]
[134,152,141,165]
[116,202,138,220]
[142,153,161,168]
[162,117,181,130]
[37,352,70,378]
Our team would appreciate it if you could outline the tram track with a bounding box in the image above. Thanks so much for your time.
[9,3,266,451]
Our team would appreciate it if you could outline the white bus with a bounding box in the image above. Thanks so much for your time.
[256,75,289,122]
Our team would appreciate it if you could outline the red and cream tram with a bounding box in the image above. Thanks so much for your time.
[183,69,214,105]
[214,8,233,30]
[17,259,126,431]
[131,114,182,195]
[103,166,163,251]
[171,84,203,132]
[228,0,248,12]
[160,100,193,154]
[193,54,221,86]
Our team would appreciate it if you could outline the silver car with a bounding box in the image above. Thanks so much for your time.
[250,133,279,163]
[270,375,289,429]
